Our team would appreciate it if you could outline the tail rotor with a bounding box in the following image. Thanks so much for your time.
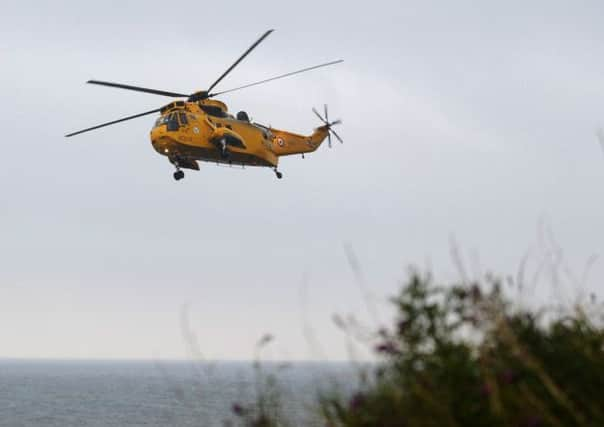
[312,104,343,148]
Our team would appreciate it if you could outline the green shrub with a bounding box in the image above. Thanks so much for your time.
[320,272,604,427]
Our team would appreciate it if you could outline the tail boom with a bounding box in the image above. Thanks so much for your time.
[270,126,330,156]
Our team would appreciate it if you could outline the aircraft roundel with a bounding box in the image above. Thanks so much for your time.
[276,137,285,147]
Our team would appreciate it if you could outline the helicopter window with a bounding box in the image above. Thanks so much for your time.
[200,105,227,118]
[166,113,179,131]
[178,113,188,126]
[236,111,250,122]
[154,115,170,127]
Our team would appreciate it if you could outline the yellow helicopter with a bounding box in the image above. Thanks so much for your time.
[66,30,343,180]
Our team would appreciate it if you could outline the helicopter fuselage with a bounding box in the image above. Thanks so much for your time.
[150,99,330,171]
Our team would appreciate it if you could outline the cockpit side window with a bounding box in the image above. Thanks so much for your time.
[166,112,179,131]
[178,113,188,126]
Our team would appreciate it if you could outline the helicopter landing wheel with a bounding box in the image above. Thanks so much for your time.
[173,170,185,181]
[274,169,283,179]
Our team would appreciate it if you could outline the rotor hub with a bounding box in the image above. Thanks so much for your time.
[187,91,210,102]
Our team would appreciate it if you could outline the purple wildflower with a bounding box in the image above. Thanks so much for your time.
[499,369,517,385]
[521,415,542,427]
[397,320,410,335]
[375,341,400,356]
[232,403,245,416]
[349,392,366,411]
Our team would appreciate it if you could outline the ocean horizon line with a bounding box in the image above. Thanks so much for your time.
[0,356,364,365]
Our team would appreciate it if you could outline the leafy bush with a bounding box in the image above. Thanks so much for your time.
[320,272,604,427]
[227,272,604,426]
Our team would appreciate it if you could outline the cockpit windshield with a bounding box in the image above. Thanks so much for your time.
[154,112,186,131]
[154,115,171,127]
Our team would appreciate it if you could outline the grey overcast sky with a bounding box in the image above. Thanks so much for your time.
[1,0,603,361]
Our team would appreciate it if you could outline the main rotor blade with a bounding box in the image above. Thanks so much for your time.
[65,108,161,137]
[207,29,274,93]
[87,80,188,98]
[212,60,344,97]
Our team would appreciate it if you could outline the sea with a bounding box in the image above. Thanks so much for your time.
[0,360,361,427]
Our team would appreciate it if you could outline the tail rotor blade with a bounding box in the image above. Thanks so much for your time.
[313,104,342,147]
[312,107,326,123]
[331,129,343,144]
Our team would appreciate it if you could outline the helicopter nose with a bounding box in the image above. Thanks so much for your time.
[150,127,165,150]
[150,125,166,142]
[150,127,177,157]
